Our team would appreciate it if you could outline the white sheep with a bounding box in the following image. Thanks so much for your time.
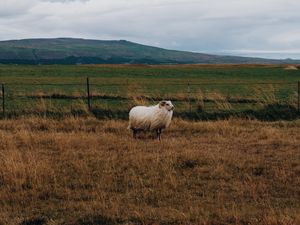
[128,100,174,140]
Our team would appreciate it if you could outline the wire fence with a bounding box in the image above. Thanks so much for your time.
[1,78,300,119]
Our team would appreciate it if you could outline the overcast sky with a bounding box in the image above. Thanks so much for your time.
[1,0,300,59]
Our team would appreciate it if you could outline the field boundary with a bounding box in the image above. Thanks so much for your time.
[1,78,300,120]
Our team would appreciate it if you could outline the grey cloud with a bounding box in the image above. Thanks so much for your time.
[0,0,300,59]
[41,0,89,2]
[0,0,37,17]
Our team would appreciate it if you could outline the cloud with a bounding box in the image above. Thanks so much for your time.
[0,0,300,59]
[41,0,89,2]
[0,0,37,17]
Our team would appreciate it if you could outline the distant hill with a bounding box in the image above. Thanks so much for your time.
[0,38,298,65]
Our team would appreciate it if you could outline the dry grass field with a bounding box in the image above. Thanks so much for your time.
[0,117,299,225]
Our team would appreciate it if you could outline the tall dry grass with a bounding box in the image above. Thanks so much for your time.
[206,91,233,111]
[126,83,150,109]
[253,85,278,106]
[195,89,205,112]
[0,117,299,224]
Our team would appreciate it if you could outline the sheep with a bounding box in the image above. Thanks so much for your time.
[128,100,174,140]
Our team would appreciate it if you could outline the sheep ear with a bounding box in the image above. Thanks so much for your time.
[159,101,166,108]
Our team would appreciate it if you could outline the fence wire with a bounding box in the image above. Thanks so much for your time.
[1,80,299,118]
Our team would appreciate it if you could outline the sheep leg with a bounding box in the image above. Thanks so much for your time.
[156,128,162,141]
[132,129,138,139]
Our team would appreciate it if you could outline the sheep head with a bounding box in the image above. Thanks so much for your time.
[159,100,174,111]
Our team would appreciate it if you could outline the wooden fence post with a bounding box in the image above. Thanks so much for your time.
[188,83,191,113]
[86,77,91,111]
[2,83,5,118]
[298,81,300,113]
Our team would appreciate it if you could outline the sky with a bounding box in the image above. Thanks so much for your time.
[1,0,300,59]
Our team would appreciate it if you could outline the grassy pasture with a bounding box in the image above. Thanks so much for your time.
[0,117,299,224]
[0,64,299,118]
[0,65,299,224]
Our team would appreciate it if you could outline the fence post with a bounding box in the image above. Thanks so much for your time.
[2,83,5,118]
[188,83,191,113]
[298,81,300,113]
[86,77,91,111]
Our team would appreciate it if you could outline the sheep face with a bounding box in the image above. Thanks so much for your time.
[159,100,174,111]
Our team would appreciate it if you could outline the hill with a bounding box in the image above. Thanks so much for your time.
[0,38,298,64]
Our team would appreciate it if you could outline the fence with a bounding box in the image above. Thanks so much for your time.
[1,78,300,119]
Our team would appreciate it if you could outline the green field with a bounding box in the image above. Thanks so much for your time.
[0,64,299,119]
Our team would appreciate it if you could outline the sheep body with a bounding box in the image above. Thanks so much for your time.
[128,101,174,139]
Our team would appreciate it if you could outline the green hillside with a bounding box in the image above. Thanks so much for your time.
[0,38,298,65]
